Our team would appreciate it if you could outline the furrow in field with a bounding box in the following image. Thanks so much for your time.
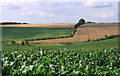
[78,27,89,42]
[87,27,97,41]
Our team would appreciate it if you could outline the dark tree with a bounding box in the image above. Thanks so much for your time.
[25,40,29,45]
[74,18,85,29]
[11,41,16,44]
[23,23,28,24]
[79,18,85,24]
[21,41,25,45]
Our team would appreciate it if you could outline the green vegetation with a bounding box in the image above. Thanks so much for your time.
[2,27,73,42]
[0,27,2,49]
[30,37,118,50]
[2,26,119,75]
[2,38,118,52]
[2,48,120,75]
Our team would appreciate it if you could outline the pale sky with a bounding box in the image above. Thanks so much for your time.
[0,1,118,23]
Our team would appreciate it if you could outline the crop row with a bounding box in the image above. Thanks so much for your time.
[2,48,120,75]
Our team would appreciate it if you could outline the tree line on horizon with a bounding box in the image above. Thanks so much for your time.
[0,22,28,25]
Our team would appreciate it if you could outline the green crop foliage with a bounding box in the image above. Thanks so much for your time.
[2,48,120,75]
[2,27,73,42]
[2,37,118,52]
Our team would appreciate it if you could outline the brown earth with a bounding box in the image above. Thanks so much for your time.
[32,23,118,43]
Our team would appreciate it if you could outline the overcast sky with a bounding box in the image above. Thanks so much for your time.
[0,2,118,23]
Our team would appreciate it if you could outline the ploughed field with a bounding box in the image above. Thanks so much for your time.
[33,23,118,42]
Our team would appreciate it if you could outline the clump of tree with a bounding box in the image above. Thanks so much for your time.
[11,41,16,44]
[67,41,72,45]
[21,40,29,45]
[74,18,85,29]
[21,41,25,45]
[87,38,90,42]
[23,23,28,24]
[87,34,120,42]
[25,40,29,45]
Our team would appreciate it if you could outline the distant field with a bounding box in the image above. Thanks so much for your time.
[2,27,73,42]
[2,23,75,28]
[33,23,118,42]
[2,23,118,50]
[2,23,118,43]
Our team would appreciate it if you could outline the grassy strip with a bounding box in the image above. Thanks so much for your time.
[2,38,118,52]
